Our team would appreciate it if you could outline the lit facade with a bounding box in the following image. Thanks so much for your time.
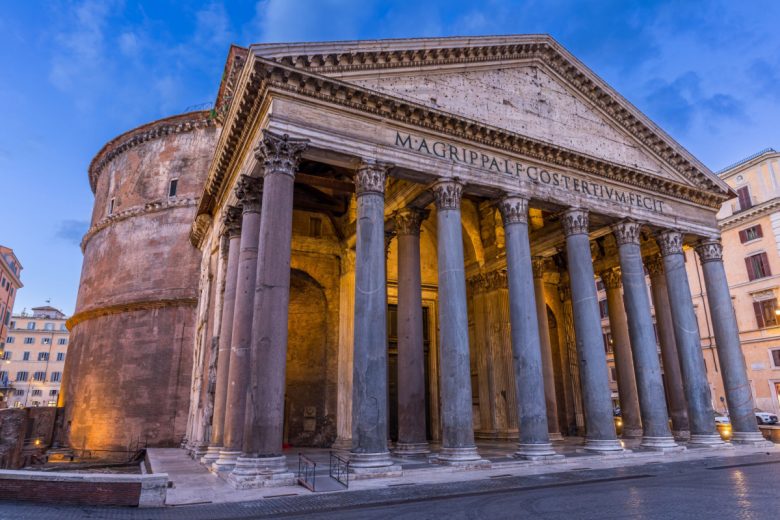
[0,245,23,404]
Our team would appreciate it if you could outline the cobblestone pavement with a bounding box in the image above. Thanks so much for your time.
[2,451,779,519]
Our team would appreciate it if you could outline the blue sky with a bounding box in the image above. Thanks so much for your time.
[1,0,778,315]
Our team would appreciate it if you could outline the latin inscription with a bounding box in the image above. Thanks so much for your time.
[394,132,666,213]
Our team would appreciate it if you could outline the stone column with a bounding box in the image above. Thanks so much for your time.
[562,209,622,452]
[499,197,556,459]
[203,206,243,464]
[333,250,356,451]
[599,269,642,439]
[613,221,678,450]
[656,231,723,446]
[393,207,430,455]
[229,133,308,487]
[433,180,481,463]
[350,160,397,471]
[695,238,767,445]
[213,175,263,472]
[532,258,563,441]
[646,255,690,440]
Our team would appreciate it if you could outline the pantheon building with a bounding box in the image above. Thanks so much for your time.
[62,35,766,486]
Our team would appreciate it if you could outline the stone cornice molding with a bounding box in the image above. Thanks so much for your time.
[497,196,529,226]
[645,254,664,277]
[81,197,199,252]
[612,220,642,246]
[67,297,198,330]
[468,268,508,293]
[235,175,263,212]
[719,198,780,230]
[254,131,309,178]
[222,205,243,238]
[355,160,391,196]
[432,180,463,210]
[252,36,729,197]
[695,238,724,264]
[88,111,216,193]
[562,208,589,237]
[393,207,428,236]
[600,268,622,290]
[656,230,684,257]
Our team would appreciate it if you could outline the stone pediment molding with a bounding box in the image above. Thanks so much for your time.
[190,38,733,245]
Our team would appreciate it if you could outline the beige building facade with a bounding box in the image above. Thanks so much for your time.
[2,306,69,409]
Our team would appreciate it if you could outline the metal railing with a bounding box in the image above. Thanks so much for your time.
[329,451,350,489]
[297,453,316,491]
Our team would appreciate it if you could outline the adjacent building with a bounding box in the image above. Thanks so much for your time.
[2,306,69,408]
[0,246,23,404]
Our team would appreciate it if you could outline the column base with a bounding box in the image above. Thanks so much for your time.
[732,431,774,447]
[548,432,565,442]
[621,427,643,439]
[393,442,430,456]
[226,456,295,489]
[639,436,684,452]
[435,446,488,466]
[349,451,395,468]
[688,433,727,447]
[190,443,208,460]
[583,438,626,453]
[200,445,222,465]
[514,443,563,461]
[211,449,241,473]
[331,437,352,451]
[672,430,691,442]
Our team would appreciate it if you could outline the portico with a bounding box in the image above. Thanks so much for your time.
[182,35,766,488]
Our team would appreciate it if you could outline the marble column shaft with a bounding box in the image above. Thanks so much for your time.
[600,269,642,438]
[499,196,555,458]
[562,209,621,451]
[216,175,263,468]
[532,259,562,440]
[433,180,480,461]
[350,161,394,467]
[657,231,721,445]
[208,207,243,452]
[613,221,676,449]
[394,208,430,455]
[646,255,690,438]
[696,239,763,443]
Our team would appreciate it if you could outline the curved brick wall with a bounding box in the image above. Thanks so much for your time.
[62,112,220,458]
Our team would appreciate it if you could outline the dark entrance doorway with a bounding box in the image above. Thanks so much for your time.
[387,304,432,442]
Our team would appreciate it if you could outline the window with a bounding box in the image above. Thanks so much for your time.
[737,186,752,211]
[41,338,51,345]
[771,349,780,368]
[56,352,65,361]
[57,338,67,345]
[31,389,42,396]
[44,323,54,331]
[754,299,779,329]
[739,225,763,243]
[610,367,618,382]
[108,197,115,215]
[599,299,609,319]
[26,322,35,330]
[60,324,67,331]
[22,351,30,360]
[47,400,57,407]
[49,389,58,396]
[50,372,61,382]
[1,351,10,360]
[38,352,49,361]
[746,252,772,281]
[14,389,24,396]
[309,217,323,238]
[8,320,14,329]
[23,337,34,345]
[602,332,613,354]
[0,370,7,381]
[168,179,178,197]
[596,280,605,292]
[5,336,13,344]
[16,371,28,382]
[33,371,46,382]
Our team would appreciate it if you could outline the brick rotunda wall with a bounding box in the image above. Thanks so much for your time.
[62,112,220,460]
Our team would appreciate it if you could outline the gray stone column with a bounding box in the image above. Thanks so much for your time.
[532,258,563,441]
[433,180,481,463]
[393,208,430,456]
[599,269,642,439]
[350,160,397,471]
[656,231,723,446]
[203,206,243,464]
[562,209,622,452]
[646,255,690,440]
[499,197,556,459]
[695,238,767,445]
[214,175,263,472]
[613,221,678,450]
[229,133,308,487]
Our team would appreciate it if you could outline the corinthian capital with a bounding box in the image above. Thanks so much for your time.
[612,220,642,246]
[222,205,243,238]
[234,175,263,213]
[656,230,684,257]
[393,207,428,236]
[355,160,391,196]
[599,268,622,290]
[254,131,308,178]
[695,238,724,264]
[531,257,546,279]
[432,180,463,210]
[561,208,589,237]
[645,254,664,277]
[497,195,529,226]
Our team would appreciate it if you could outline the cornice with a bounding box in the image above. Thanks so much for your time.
[719,198,780,230]
[67,297,198,330]
[81,197,199,252]
[88,111,217,193]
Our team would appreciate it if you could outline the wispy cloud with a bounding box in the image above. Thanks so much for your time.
[55,219,89,246]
